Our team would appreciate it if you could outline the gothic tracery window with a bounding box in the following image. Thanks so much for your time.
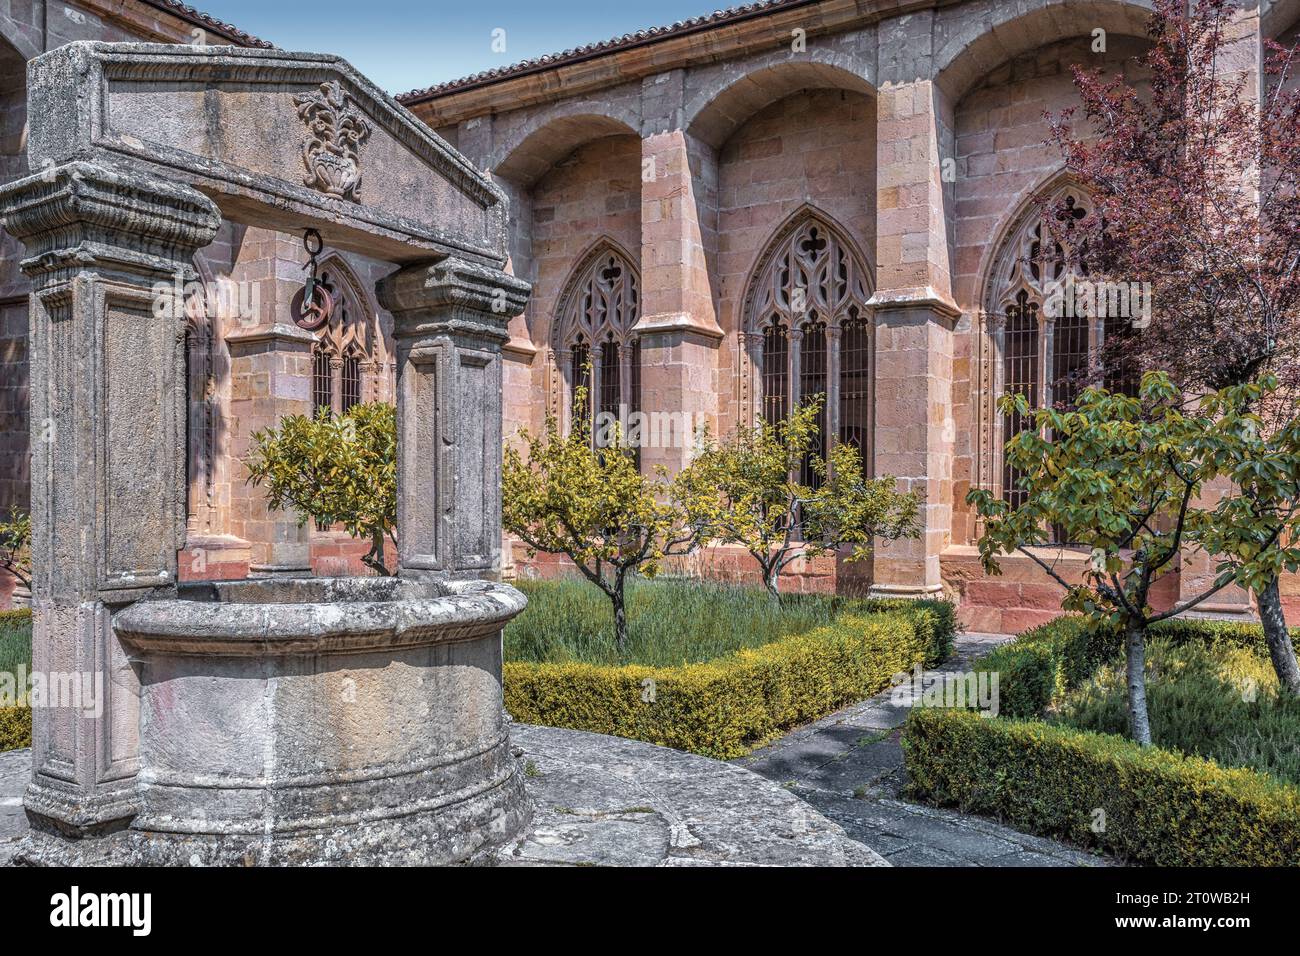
[552,241,642,460]
[743,210,874,486]
[982,184,1132,532]
[309,258,392,418]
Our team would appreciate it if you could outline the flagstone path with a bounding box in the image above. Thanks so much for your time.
[733,631,1115,867]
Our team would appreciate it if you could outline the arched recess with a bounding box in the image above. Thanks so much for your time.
[491,107,643,376]
[547,238,642,444]
[739,205,874,483]
[686,56,876,150]
[492,108,641,187]
[973,171,1135,519]
[309,252,394,417]
[934,0,1155,104]
[0,16,39,64]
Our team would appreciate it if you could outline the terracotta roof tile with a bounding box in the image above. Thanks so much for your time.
[140,0,276,49]
[397,0,813,103]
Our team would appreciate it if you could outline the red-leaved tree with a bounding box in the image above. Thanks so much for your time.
[1043,0,1300,693]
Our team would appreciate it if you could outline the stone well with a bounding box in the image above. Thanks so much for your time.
[110,578,529,865]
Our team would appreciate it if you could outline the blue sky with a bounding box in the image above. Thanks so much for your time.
[195,0,719,95]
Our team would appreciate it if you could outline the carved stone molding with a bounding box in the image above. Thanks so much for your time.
[0,161,221,289]
[378,256,530,344]
[743,205,873,336]
[27,41,510,265]
[552,239,640,349]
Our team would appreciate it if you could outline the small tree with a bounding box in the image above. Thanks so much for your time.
[502,390,702,648]
[0,508,30,592]
[969,373,1300,745]
[1195,377,1300,695]
[246,402,397,576]
[676,398,920,600]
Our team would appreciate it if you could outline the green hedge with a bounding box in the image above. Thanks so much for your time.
[0,705,30,751]
[904,707,1300,866]
[505,602,953,759]
[0,608,31,751]
[974,615,1300,719]
[851,598,956,665]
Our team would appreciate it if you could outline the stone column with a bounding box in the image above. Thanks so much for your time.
[1173,3,1260,619]
[637,128,722,473]
[223,228,315,577]
[0,161,220,834]
[869,77,960,598]
[377,257,529,580]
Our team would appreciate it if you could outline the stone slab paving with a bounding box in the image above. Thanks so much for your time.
[0,725,887,867]
[733,632,1114,868]
[0,748,27,867]
[498,724,887,866]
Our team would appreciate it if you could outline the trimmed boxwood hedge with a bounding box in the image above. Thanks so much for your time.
[505,600,954,759]
[0,705,29,751]
[904,707,1300,866]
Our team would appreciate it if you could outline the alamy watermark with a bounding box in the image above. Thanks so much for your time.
[890,664,1000,717]
[151,271,260,325]
[1043,275,1153,329]
[593,405,708,452]
[0,666,103,719]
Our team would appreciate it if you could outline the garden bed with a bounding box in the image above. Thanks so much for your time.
[903,616,1300,865]
[504,579,955,759]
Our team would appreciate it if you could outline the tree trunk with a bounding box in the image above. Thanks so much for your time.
[1257,575,1300,697]
[763,565,781,603]
[361,527,391,576]
[611,586,628,649]
[1125,623,1153,746]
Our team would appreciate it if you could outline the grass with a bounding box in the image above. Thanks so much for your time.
[1050,636,1300,788]
[504,577,869,667]
[0,609,30,678]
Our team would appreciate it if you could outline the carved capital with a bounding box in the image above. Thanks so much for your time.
[377,256,531,345]
[0,161,221,289]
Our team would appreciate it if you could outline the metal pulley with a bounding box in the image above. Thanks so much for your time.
[291,227,335,331]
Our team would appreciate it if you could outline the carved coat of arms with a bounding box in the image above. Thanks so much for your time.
[294,80,372,202]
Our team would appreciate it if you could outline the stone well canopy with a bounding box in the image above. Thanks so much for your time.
[27,41,509,265]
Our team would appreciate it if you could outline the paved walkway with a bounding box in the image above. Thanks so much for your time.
[0,729,882,867]
[0,748,26,866]
[734,632,1113,867]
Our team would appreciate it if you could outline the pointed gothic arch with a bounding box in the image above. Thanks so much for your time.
[974,172,1131,522]
[310,252,394,417]
[738,206,874,482]
[548,238,642,451]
